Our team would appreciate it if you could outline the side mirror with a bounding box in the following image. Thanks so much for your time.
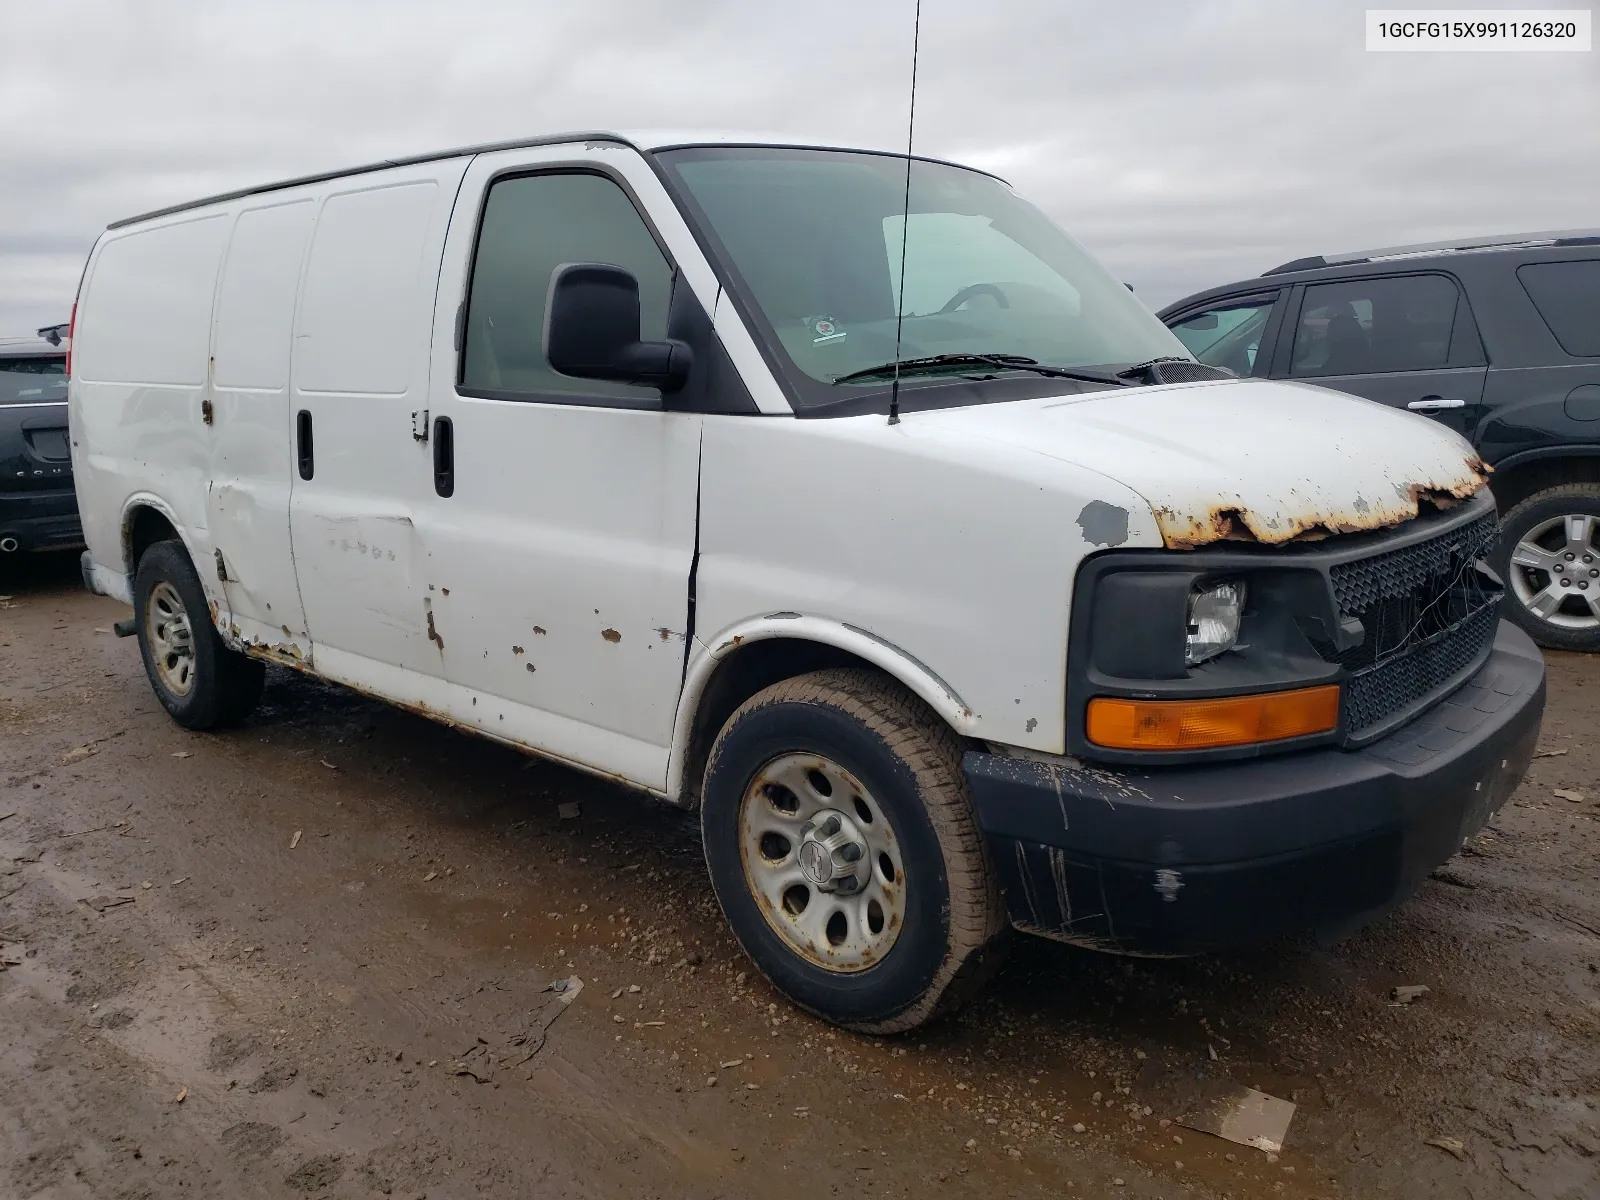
[544,262,691,393]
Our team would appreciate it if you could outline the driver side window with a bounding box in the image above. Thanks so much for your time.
[459,171,673,402]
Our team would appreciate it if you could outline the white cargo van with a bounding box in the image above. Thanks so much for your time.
[70,132,1545,1031]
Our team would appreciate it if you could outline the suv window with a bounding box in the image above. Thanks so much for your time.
[460,172,673,401]
[1517,260,1600,357]
[1169,297,1275,376]
[1290,275,1463,377]
[0,356,67,405]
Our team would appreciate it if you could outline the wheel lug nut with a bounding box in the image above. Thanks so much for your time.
[821,816,840,837]
[840,843,863,863]
[1561,579,1571,587]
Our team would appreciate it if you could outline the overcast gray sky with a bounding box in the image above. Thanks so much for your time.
[2,0,1596,334]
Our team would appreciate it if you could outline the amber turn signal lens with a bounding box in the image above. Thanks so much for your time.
[1086,685,1340,751]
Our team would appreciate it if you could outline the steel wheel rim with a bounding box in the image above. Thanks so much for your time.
[1508,513,1600,630]
[146,580,197,696]
[738,752,906,972]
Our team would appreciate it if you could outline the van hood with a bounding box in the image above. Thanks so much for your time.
[916,379,1491,549]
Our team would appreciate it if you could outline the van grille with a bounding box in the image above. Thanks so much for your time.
[1316,509,1501,739]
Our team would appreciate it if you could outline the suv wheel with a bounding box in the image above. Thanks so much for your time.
[701,668,1007,1032]
[1493,484,1600,652]
[134,539,265,728]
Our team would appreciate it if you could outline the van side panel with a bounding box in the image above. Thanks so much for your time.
[207,198,318,654]
[287,168,465,678]
[72,213,231,580]
[294,182,439,396]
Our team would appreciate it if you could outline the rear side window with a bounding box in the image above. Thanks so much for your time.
[1518,260,1600,357]
[1169,296,1276,376]
[0,357,67,405]
[459,172,672,401]
[1290,275,1466,377]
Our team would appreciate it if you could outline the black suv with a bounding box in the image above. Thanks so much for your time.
[1,325,81,557]
[1159,231,1600,653]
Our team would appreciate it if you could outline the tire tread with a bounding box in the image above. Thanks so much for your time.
[134,540,265,729]
[711,668,1007,1033]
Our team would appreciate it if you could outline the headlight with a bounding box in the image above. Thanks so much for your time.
[1185,580,1246,665]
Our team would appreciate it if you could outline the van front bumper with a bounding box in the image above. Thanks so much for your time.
[964,621,1545,955]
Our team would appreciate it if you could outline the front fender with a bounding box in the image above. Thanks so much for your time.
[664,614,980,803]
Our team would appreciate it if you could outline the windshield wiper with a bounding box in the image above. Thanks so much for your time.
[834,353,1129,387]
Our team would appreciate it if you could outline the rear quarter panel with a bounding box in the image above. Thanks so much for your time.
[70,212,231,578]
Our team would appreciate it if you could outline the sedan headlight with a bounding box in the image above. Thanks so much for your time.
[1185,580,1246,666]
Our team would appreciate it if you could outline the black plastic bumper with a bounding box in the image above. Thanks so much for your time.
[966,621,1545,956]
[0,489,83,552]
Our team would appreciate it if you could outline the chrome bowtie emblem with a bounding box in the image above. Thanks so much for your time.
[799,839,832,885]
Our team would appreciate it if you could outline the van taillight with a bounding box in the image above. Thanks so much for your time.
[65,302,76,377]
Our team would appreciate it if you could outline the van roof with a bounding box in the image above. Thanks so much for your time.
[107,131,996,231]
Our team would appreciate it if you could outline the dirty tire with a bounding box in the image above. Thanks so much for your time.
[1492,483,1600,653]
[134,539,265,729]
[701,668,1007,1033]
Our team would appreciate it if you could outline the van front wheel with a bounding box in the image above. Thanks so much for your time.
[701,669,1006,1033]
[134,539,265,729]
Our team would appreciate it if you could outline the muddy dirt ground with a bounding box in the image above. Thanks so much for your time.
[2,551,1597,1200]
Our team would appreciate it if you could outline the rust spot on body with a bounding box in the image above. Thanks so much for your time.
[533,626,547,636]
[1153,465,1491,550]
[426,610,445,653]
[241,639,308,671]
[526,662,536,673]
[601,628,622,644]
[512,645,524,655]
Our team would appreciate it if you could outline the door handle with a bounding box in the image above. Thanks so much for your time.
[1408,396,1465,412]
[296,410,314,479]
[433,415,454,497]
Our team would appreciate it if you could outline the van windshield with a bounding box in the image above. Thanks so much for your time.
[657,146,1189,409]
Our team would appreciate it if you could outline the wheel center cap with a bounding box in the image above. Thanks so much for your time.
[798,839,833,886]
[796,808,867,892]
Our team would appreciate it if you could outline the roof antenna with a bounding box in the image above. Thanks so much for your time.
[887,0,922,427]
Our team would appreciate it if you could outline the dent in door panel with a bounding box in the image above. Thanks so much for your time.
[302,510,434,656]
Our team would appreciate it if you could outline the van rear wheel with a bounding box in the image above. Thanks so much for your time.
[134,539,264,729]
[701,668,1007,1033]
